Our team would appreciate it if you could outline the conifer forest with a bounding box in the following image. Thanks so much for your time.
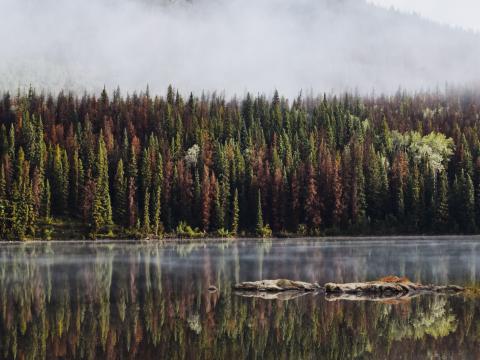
[0,86,479,240]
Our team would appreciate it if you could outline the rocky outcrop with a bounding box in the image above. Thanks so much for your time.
[233,279,320,292]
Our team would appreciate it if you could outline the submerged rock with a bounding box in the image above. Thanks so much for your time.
[233,279,320,292]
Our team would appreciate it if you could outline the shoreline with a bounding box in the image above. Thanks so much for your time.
[2,234,480,244]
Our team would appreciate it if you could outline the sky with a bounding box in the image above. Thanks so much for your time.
[367,0,480,32]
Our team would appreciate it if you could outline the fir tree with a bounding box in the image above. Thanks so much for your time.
[91,132,112,233]
[143,190,150,235]
[231,188,240,235]
[113,159,127,225]
[41,179,51,221]
[256,189,264,235]
[435,170,449,231]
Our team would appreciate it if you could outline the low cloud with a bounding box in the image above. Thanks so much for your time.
[1,0,479,98]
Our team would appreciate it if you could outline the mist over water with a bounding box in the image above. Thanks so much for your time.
[1,238,480,359]
[1,0,480,98]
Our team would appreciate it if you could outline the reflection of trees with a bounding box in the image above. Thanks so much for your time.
[386,297,457,341]
[0,242,479,359]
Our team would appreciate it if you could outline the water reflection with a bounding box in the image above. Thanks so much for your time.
[0,238,479,359]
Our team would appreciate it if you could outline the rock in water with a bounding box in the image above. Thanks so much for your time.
[234,290,316,301]
[233,279,319,292]
[324,276,464,295]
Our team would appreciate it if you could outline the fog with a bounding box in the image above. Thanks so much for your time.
[1,0,480,98]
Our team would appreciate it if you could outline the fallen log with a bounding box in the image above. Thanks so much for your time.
[324,276,464,296]
[233,279,320,292]
[232,276,465,302]
[235,290,317,301]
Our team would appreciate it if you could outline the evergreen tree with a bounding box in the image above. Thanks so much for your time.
[305,161,321,232]
[91,133,112,233]
[255,189,264,235]
[464,172,476,232]
[152,183,162,236]
[143,190,150,235]
[435,170,449,231]
[201,166,211,231]
[211,175,223,231]
[113,159,127,225]
[231,188,240,235]
[41,179,51,221]
[52,144,66,214]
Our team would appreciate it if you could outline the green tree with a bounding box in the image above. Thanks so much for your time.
[231,188,240,235]
[41,179,51,221]
[435,170,449,231]
[256,189,264,235]
[143,190,150,235]
[113,159,127,225]
[91,133,112,234]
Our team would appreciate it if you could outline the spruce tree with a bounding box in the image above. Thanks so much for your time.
[151,159,163,236]
[212,178,223,231]
[152,183,162,236]
[256,189,264,235]
[92,133,112,233]
[113,159,127,225]
[435,170,449,231]
[52,144,65,214]
[231,188,240,235]
[41,179,51,221]
[464,172,476,232]
[143,190,150,235]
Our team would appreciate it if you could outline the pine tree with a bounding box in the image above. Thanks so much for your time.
[435,170,449,231]
[8,124,15,160]
[91,132,112,233]
[41,179,51,221]
[70,150,83,212]
[211,175,223,231]
[127,143,138,228]
[0,164,6,201]
[143,190,150,235]
[52,144,66,214]
[201,165,211,231]
[405,164,420,230]
[151,158,163,236]
[140,148,152,214]
[231,188,240,235]
[113,159,127,225]
[256,189,264,235]
[305,161,321,232]
[61,149,70,213]
[332,155,343,227]
[152,183,162,236]
[464,172,476,232]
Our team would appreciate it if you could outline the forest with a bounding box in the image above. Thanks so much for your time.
[0,86,479,240]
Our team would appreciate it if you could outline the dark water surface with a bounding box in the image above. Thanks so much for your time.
[1,237,480,359]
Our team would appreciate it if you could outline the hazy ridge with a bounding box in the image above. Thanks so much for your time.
[1,0,479,97]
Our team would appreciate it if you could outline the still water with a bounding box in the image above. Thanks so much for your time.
[1,237,480,359]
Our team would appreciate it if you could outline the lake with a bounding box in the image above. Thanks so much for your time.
[1,237,480,359]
